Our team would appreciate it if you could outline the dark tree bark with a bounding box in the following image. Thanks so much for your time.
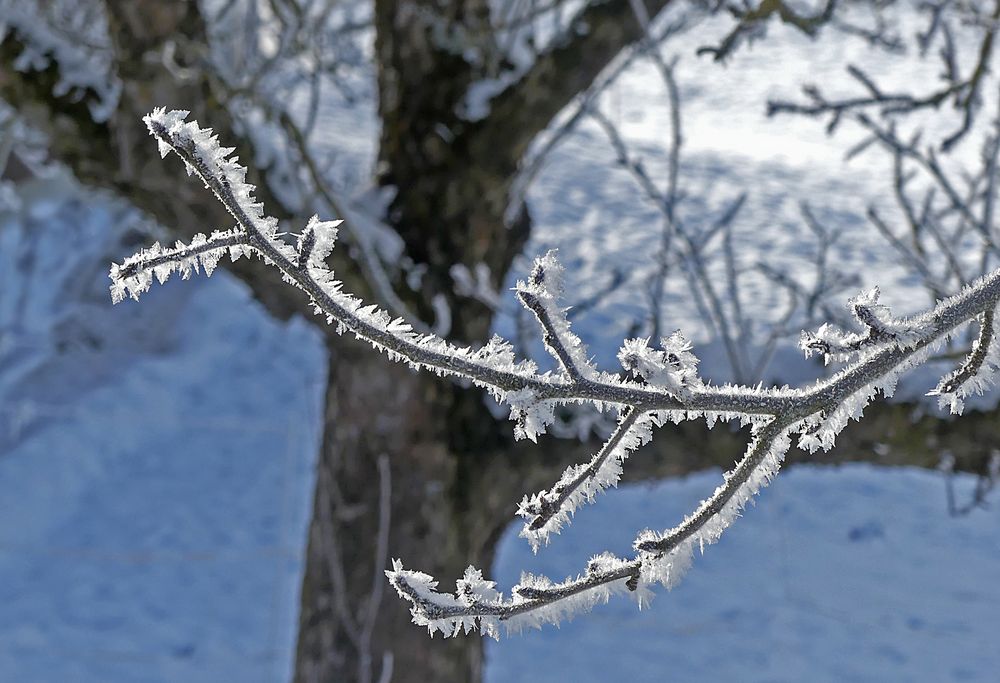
[371,0,524,342]
[295,3,682,680]
[1,2,680,681]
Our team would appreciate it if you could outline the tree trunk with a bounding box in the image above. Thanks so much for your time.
[294,341,478,682]
[371,0,530,342]
[294,5,534,679]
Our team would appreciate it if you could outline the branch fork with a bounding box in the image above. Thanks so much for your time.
[112,108,1000,639]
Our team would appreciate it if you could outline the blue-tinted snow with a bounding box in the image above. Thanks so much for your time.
[487,464,1000,682]
[0,182,326,683]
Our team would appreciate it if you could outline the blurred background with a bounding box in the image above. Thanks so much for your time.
[1,1,999,681]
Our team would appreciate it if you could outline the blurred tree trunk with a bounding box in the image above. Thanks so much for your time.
[294,2,527,678]
[296,2,678,680]
[1,1,676,680]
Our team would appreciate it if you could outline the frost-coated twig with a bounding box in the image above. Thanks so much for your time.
[516,408,647,550]
[930,308,1000,413]
[113,109,1000,640]
[515,256,597,384]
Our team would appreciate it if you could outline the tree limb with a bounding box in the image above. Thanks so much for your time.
[116,109,1000,637]
[481,0,677,160]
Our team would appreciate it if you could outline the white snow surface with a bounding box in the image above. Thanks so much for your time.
[487,464,1000,683]
[0,182,326,683]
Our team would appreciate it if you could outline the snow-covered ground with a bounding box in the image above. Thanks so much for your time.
[0,185,997,682]
[487,465,1000,682]
[0,185,326,683]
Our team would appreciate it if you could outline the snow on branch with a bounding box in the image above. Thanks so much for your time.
[110,229,248,303]
[798,285,931,363]
[515,253,597,383]
[517,408,653,551]
[113,109,1000,640]
[619,332,704,399]
[930,308,1000,414]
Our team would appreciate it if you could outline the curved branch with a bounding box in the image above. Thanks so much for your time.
[114,109,1000,638]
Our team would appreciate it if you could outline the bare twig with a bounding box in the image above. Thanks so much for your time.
[698,0,837,63]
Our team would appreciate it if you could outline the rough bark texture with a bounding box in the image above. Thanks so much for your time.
[295,3,680,679]
[372,0,526,342]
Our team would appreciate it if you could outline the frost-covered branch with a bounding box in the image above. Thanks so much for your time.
[517,408,645,549]
[798,285,931,363]
[113,109,1000,640]
[930,308,999,413]
[515,254,597,384]
[110,229,248,302]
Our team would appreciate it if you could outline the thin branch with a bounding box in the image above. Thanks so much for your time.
[509,9,697,214]
[516,256,596,383]
[940,450,1000,516]
[767,0,1000,151]
[941,0,1000,152]
[865,207,948,298]
[589,106,749,380]
[517,409,644,548]
[315,463,362,647]
[937,308,995,393]
[698,0,837,63]
[481,0,678,160]
[635,418,789,553]
[768,67,964,132]
[854,114,1000,255]
[115,109,1000,639]
[110,230,249,301]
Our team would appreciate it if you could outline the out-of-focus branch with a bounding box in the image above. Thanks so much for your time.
[698,0,837,63]
[768,0,1000,150]
[482,0,678,160]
